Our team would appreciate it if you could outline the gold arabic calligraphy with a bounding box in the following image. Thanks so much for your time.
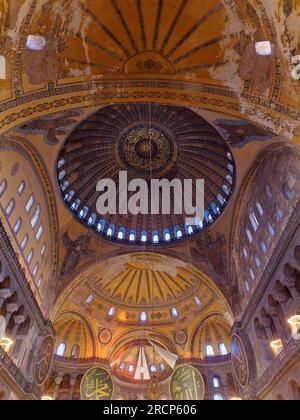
[81,368,113,401]
[170,365,205,401]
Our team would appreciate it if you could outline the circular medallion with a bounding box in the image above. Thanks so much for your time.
[80,367,114,401]
[231,334,250,388]
[98,328,112,345]
[170,365,205,401]
[119,124,174,174]
[175,330,187,346]
[34,335,55,387]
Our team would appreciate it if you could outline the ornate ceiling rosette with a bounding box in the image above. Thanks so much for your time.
[57,103,235,245]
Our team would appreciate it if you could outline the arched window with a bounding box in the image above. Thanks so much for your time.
[17,181,25,196]
[211,202,220,215]
[141,230,148,242]
[150,365,157,373]
[129,229,136,242]
[254,254,261,268]
[160,363,165,371]
[227,174,233,186]
[0,179,7,197]
[65,190,75,202]
[249,268,255,283]
[141,312,147,322]
[108,307,116,317]
[194,297,202,307]
[71,344,80,359]
[213,377,220,388]
[256,199,264,216]
[36,224,44,241]
[275,204,284,221]
[283,184,293,201]
[268,222,275,237]
[152,231,159,244]
[31,204,41,228]
[79,206,89,219]
[85,295,93,304]
[128,365,135,373]
[206,345,215,357]
[222,185,230,196]
[244,280,250,293]
[21,234,29,250]
[118,227,126,240]
[171,308,178,318]
[242,247,248,260]
[58,170,66,181]
[41,243,46,257]
[249,208,259,232]
[219,343,228,356]
[71,199,80,211]
[246,227,253,243]
[61,180,70,192]
[217,193,225,206]
[265,184,273,200]
[107,224,115,237]
[214,394,225,401]
[186,225,194,235]
[174,225,183,239]
[119,362,125,370]
[58,159,65,169]
[27,249,34,265]
[13,218,22,234]
[163,229,171,242]
[25,194,34,214]
[56,343,66,357]
[204,211,213,224]
[88,213,96,226]
[37,275,43,289]
[97,219,105,232]
[5,199,15,216]
[32,264,39,278]
[227,164,234,173]
[261,240,268,255]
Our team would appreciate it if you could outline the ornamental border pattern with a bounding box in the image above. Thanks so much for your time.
[0,80,298,135]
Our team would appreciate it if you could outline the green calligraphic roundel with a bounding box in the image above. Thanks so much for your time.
[34,335,55,387]
[231,334,250,388]
[170,365,205,401]
[80,367,114,401]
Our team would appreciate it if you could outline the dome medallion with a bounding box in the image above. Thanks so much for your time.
[118,124,175,175]
[58,104,235,245]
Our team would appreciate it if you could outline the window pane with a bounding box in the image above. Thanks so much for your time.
[206,345,215,357]
[56,343,66,357]
[25,194,34,213]
[219,343,228,356]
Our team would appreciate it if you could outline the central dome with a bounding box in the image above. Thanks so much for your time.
[58,103,235,245]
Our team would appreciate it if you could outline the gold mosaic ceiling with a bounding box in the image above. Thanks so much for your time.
[1,0,299,141]
[56,0,228,79]
[53,253,231,326]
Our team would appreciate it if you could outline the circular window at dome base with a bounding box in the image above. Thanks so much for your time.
[57,103,236,246]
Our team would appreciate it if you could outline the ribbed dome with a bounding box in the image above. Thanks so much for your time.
[54,313,95,359]
[58,103,235,245]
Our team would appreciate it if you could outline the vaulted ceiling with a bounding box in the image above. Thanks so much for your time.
[0,1,299,339]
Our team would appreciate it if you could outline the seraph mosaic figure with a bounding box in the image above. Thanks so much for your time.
[17,110,82,145]
[61,232,96,277]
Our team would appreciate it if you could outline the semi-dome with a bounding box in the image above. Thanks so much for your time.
[58,103,235,245]
[54,253,230,327]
